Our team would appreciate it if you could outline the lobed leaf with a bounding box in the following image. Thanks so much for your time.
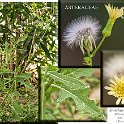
[52,83,104,119]
[68,68,94,78]
[47,71,89,90]
[47,71,104,118]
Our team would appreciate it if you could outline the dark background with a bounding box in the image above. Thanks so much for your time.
[59,0,124,67]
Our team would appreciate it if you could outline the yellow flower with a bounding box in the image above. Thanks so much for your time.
[102,4,124,37]
[104,75,124,105]
[105,4,124,20]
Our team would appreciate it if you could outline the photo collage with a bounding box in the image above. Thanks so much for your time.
[0,0,124,123]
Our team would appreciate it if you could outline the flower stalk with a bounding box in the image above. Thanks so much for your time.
[91,4,124,61]
[102,19,115,37]
[91,36,106,57]
[83,56,92,66]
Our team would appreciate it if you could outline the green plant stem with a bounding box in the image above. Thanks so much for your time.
[14,67,17,92]
[41,67,48,120]
[28,28,36,60]
[38,66,48,120]
[91,36,106,57]
[41,75,45,120]
[5,42,8,65]
[21,29,36,73]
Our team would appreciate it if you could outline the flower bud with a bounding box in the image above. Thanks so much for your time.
[102,19,115,37]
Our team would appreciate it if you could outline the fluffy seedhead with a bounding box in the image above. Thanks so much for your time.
[63,16,101,53]
[104,54,124,81]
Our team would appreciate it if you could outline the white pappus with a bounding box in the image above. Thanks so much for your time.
[63,16,101,54]
[104,54,124,81]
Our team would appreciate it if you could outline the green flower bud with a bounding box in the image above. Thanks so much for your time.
[102,19,115,37]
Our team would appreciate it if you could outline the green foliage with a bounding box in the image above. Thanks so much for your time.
[41,67,105,120]
[0,2,57,122]
[66,68,94,78]
[0,92,38,122]
[0,2,58,67]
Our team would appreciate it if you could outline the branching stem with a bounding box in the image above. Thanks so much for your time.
[91,36,106,57]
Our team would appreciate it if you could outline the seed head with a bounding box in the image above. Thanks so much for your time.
[104,54,124,81]
[63,16,101,54]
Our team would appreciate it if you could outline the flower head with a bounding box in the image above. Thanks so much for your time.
[63,16,101,54]
[105,75,124,105]
[105,4,124,21]
[102,4,124,37]
[104,54,124,81]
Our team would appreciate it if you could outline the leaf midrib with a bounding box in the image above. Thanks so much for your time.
[51,83,99,115]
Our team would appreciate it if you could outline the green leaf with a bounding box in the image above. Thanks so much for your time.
[45,84,59,100]
[17,34,28,43]
[68,68,94,78]
[15,73,31,80]
[15,73,33,90]
[47,71,104,118]
[21,81,33,90]
[0,15,4,23]
[41,66,58,75]
[0,68,13,74]
[47,71,89,90]
[52,83,104,119]
[40,43,53,61]
[45,113,55,120]
[0,83,4,90]
[11,100,23,115]
[0,24,11,33]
